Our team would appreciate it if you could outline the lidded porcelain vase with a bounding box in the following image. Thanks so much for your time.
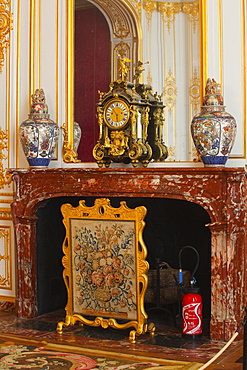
[191,78,237,166]
[20,88,59,168]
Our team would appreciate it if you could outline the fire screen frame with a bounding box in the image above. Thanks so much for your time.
[57,198,155,343]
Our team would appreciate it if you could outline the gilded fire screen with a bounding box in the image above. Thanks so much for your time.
[57,198,155,343]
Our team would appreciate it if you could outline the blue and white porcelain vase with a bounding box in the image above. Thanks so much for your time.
[191,78,237,166]
[20,88,59,168]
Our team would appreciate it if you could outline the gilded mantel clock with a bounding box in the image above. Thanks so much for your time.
[93,57,168,167]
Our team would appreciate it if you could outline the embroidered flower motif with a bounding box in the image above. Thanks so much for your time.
[73,223,136,314]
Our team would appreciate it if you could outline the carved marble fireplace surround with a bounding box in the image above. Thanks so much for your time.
[9,167,247,341]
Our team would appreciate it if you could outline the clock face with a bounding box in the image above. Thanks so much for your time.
[104,99,130,129]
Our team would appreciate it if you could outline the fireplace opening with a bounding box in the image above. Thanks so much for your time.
[36,196,211,322]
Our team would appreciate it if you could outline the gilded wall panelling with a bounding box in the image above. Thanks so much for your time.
[0,0,13,73]
[0,225,12,290]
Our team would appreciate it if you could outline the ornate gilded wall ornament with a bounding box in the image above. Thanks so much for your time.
[0,0,13,73]
[143,0,157,24]
[147,70,152,86]
[167,146,176,162]
[129,0,142,16]
[94,0,130,38]
[163,70,177,114]
[0,226,11,288]
[0,128,11,189]
[183,2,199,32]
[189,68,200,113]
[157,2,199,33]
[157,3,182,33]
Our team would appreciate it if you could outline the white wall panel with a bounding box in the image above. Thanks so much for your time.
[40,0,57,121]
[222,0,244,159]
[207,0,221,83]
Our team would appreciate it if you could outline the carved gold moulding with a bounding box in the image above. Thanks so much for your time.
[0,0,13,73]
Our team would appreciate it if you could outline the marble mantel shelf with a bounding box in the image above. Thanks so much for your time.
[9,167,247,341]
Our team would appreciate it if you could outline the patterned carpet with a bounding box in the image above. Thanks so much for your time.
[0,334,203,370]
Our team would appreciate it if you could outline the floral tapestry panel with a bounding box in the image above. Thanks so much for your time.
[70,219,137,321]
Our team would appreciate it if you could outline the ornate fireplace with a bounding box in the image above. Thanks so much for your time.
[9,167,247,341]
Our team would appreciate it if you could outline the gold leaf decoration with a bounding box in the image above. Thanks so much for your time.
[143,0,157,23]
[167,146,176,162]
[182,2,199,32]
[157,3,182,33]
[95,0,130,38]
[189,68,200,113]
[0,0,13,73]
[0,128,11,189]
[157,2,199,33]
[0,227,11,288]
[163,70,177,114]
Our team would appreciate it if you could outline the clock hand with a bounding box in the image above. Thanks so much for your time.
[112,108,119,122]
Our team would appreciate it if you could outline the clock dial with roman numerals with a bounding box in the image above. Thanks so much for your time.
[104,99,130,129]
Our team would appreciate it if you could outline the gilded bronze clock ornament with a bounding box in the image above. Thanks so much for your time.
[93,57,168,167]
[118,55,132,81]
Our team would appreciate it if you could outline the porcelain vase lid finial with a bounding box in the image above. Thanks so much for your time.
[203,78,224,106]
[30,88,49,114]
[32,88,46,104]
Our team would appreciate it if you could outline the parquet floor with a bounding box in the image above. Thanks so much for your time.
[0,310,244,369]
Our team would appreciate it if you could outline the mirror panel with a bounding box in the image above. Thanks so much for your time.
[63,0,204,163]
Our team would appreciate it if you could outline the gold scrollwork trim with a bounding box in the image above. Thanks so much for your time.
[0,128,12,188]
[157,3,182,32]
[163,70,177,114]
[157,2,199,33]
[0,0,13,73]
[183,2,199,32]
[0,226,11,289]
[94,0,130,38]
[143,0,157,23]
[0,208,11,220]
[189,67,200,113]
[61,125,80,163]
[167,146,176,162]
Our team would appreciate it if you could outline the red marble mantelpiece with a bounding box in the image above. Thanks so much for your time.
[9,167,247,341]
